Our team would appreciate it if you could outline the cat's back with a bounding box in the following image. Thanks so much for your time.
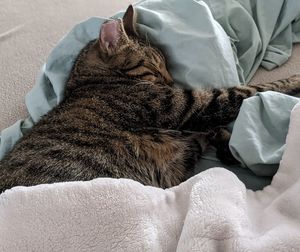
[0,79,173,191]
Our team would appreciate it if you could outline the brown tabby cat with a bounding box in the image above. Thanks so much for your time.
[0,5,300,193]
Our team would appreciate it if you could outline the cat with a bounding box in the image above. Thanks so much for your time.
[0,5,300,193]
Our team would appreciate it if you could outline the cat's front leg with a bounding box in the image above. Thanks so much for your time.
[128,128,211,187]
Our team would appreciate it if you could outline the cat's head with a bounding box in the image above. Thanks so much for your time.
[98,5,173,83]
[69,5,173,88]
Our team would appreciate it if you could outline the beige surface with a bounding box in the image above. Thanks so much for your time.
[250,44,300,84]
[0,1,299,131]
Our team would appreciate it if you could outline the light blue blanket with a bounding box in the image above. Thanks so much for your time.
[230,92,299,177]
[1,0,300,189]
[203,0,300,82]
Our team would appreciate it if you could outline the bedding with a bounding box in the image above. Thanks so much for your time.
[204,0,300,82]
[1,0,300,190]
[1,102,300,251]
[0,0,300,249]
[230,91,300,176]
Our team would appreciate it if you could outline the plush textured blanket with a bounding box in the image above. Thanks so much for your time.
[0,0,300,251]
[1,1,300,250]
[1,0,300,190]
[1,102,300,251]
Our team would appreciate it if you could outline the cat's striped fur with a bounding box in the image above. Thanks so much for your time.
[0,5,300,192]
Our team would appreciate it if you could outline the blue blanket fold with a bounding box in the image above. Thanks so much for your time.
[230,92,299,177]
[203,0,300,82]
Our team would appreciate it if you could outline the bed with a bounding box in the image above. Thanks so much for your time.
[1,0,300,251]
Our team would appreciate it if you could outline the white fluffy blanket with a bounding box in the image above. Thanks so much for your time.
[1,103,300,251]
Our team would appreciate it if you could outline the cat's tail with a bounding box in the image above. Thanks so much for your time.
[248,74,300,96]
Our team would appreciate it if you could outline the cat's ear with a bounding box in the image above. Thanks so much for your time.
[123,5,138,36]
[100,20,121,51]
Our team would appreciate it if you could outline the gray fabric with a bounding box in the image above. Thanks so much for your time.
[194,148,272,191]
[230,92,299,176]
[203,0,300,82]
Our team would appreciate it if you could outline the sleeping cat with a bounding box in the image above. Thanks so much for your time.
[0,5,300,193]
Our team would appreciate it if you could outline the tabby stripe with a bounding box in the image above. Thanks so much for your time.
[100,95,152,128]
[205,89,223,114]
[72,104,102,116]
[67,127,127,142]
[132,72,154,79]
[144,103,158,124]
[227,88,244,110]
[268,81,281,89]
[160,89,174,114]
[35,125,98,137]
[45,134,106,148]
[184,88,227,130]
[28,134,130,163]
[248,85,265,92]
[122,59,145,72]
[178,90,195,122]
[35,126,128,146]
[234,86,253,97]
[44,149,101,170]
[258,83,276,90]
[25,156,81,180]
